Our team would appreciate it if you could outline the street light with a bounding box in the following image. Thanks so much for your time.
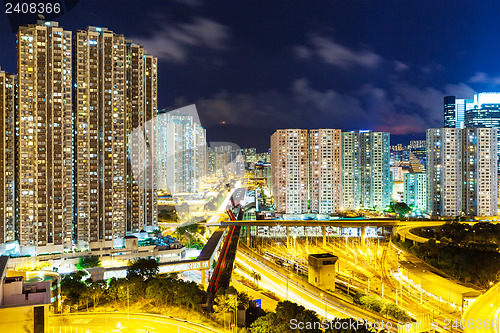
[121,285,130,318]
[286,273,292,298]
[320,293,327,319]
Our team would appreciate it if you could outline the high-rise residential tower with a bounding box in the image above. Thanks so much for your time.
[74,26,158,248]
[270,129,309,214]
[74,26,127,248]
[427,128,497,217]
[157,106,206,195]
[403,173,427,212]
[309,129,342,214]
[341,132,360,210]
[0,69,16,247]
[17,21,73,251]
[342,131,391,210]
[125,42,158,234]
[462,128,498,216]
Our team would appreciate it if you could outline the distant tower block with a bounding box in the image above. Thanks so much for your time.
[308,253,338,290]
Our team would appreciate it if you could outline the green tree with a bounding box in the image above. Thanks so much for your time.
[61,271,88,306]
[76,255,101,270]
[381,303,410,322]
[250,313,278,333]
[250,301,321,333]
[391,202,411,218]
[87,279,107,307]
[127,258,159,279]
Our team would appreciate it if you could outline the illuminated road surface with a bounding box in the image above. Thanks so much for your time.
[463,282,500,333]
[235,249,401,331]
[207,181,241,224]
[49,313,219,333]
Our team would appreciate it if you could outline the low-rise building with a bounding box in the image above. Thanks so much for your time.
[0,256,60,332]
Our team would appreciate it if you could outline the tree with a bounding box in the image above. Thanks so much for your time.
[76,255,101,270]
[87,280,107,307]
[251,301,321,333]
[251,271,261,288]
[250,313,278,333]
[61,271,88,306]
[391,202,411,218]
[127,258,159,279]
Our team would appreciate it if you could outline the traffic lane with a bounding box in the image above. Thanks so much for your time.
[49,313,218,333]
[236,250,392,323]
[464,283,500,333]
[235,252,349,319]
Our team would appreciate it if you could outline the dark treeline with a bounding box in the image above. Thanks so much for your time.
[395,222,500,288]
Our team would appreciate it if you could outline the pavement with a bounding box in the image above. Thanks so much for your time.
[463,282,500,333]
[48,313,221,333]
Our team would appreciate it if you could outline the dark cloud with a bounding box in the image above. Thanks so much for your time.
[295,35,382,69]
[132,17,230,62]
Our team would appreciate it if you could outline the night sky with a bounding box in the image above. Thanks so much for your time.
[2,0,500,151]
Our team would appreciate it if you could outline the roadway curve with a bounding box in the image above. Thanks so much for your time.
[396,221,446,244]
[49,313,219,333]
[462,283,500,333]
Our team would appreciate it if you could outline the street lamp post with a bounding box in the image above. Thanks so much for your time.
[121,286,130,319]
[320,293,327,319]
[344,235,348,272]
[234,293,238,333]
[286,275,289,299]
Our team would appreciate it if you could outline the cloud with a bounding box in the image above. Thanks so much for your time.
[393,61,409,72]
[468,72,500,86]
[443,82,476,98]
[172,0,202,7]
[295,36,382,69]
[183,76,477,136]
[133,17,230,62]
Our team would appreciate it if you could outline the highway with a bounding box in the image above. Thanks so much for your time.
[235,246,403,331]
[48,313,219,333]
[463,282,500,333]
[207,181,241,224]
[397,221,446,243]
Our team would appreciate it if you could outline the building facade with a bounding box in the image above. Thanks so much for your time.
[444,96,473,129]
[0,70,16,248]
[342,131,391,211]
[17,21,74,252]
[309,129,342,214]
[404,173,427,212]
[270,129,309,214]
[73,26,158,248]
[157,106,206,194]
[427,128,497,217]
[0,21,159,254]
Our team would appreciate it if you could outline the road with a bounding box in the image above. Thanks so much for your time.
[48,313,220,333]
[397,221,445,244]
[207,181,241,224]
[235,246,402,331]
[463,282,500,333]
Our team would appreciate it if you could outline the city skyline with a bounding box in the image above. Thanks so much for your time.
[2,4,500,333]
[4,1,500,151]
